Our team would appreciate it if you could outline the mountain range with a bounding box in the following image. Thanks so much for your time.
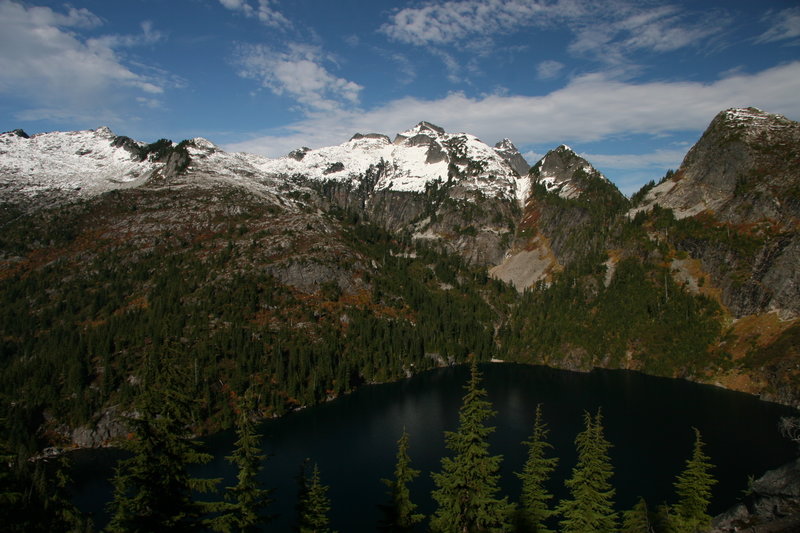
[0,106,798,452]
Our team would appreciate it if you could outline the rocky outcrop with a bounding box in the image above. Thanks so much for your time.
[70,406,128,448]
[4,128,30,138]
[713,458,800,532]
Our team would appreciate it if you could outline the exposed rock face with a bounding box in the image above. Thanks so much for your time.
[3,128,30,138]
[289,147,310,160]
[640,108,800,222]
[494,138,530,177]
[634,108,800,319]
[70,407,128,448]
[712,458,800,532]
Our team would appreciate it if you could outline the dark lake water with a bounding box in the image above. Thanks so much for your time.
[71,363,798,531]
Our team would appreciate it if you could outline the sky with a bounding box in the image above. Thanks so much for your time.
[1,0,799,195]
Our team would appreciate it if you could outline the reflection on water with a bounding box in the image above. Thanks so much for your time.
[71,363,797,532]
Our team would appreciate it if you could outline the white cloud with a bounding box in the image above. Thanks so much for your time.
[757,7,800,44]
[235,43,363,111]
[537,60,564,80]
[0,1,170,124]
[224,61,800,160]
[380,0,558,46]
[381,0,729,74]
[567,3,728,67]
[218,0,290,29]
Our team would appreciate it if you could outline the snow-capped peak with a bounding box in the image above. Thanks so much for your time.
[245,122,528,203]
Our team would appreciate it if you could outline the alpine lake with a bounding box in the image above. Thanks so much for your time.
[70,363,798,531]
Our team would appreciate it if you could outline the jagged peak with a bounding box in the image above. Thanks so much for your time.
[494,138,517,151]
[400,121,446,137]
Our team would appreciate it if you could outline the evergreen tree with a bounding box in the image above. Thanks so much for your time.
[621,497,652,533]
[672,428,716,533]
[211,389,274,532]
[557,409,617,533]
[296,461,333,533]
[107,386,220,532]
[379,428,424,532]
[42,454,92,532]
[516,404,558,533]
[429,359,514,533]
[0,443,90,532]
[653,503,679,533]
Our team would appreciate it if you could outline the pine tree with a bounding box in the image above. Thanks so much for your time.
[296,461,333,533]
[621,497,652,533]
[672,428,716,533]
[379,428,424,532]
[107,386,220,532]
[211,389,274,532]
[557,408,617,533]
[516,403,558,533]
[429,359,515,533]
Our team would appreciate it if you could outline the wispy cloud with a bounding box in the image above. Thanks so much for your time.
[225,61,800,160]
[88,20,164,49]
[218,0,290,29]
[756,7,800,45]
[537,60,564,80]
[381,0,731,75]
[379,0,561,46]
[234,43,363,111]
[0,1,172,124]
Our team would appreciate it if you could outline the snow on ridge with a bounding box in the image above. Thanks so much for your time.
[0,126,157,197]
[248,123,523,201]
[0,122,528,205]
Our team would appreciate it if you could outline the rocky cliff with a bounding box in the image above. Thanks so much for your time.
[713,458,800,532]
[633,108,800,320]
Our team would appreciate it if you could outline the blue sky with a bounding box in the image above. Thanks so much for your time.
[1,0,799,195]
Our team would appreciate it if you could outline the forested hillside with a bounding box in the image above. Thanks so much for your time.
[0,107,798,459]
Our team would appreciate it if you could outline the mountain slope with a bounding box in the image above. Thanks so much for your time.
[256,121,530,267]
[491,145,629,289]
[632,107,800,320]
[1,108,799,454]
